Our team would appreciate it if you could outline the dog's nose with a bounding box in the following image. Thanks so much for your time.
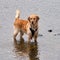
[32,21,33,24]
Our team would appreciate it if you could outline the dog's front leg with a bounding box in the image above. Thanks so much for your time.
[34,32,38,42]
[34,35,37,42]
[28,34,32,43]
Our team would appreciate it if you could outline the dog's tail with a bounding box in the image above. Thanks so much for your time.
[15,10,20,20]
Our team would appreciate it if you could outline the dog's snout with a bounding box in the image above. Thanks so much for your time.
[32,21,33,24]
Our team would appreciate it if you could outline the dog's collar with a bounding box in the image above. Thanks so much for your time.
[30,28,38,37]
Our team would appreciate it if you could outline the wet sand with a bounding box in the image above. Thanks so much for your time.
[0,0,60,60]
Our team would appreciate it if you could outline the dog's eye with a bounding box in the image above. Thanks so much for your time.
[33,18,35,20]
[30,18,32,20]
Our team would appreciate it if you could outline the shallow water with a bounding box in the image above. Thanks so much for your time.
[0,0,60,60]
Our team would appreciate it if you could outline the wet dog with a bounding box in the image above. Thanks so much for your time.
[13,10,40,42]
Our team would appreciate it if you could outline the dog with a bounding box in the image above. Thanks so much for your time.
[13,10,40,42]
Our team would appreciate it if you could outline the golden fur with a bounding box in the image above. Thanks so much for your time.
[13,10,40,42]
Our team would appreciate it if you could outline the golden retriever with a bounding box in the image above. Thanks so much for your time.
[13,10,40,42]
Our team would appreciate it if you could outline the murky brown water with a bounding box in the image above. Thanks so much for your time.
[0,0,60,60]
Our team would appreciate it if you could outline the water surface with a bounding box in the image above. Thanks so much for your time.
[0,0,60,60]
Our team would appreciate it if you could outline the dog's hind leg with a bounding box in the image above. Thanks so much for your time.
[20,31,24,38]
[13,28,19,39]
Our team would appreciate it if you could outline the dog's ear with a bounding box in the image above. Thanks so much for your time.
[36,16,40,20]
[28,17,30,21]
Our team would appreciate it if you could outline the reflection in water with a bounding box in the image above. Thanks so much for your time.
[13,37,27,56]
[13,37,39,60]
[28,42,39,60]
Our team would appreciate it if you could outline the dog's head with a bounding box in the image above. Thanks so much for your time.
[28,14,40,28]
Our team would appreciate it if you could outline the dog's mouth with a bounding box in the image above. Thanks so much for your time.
[29,20,38,32]
[30,23,38,29]
[30,21,34,26]
[31,21,38,26]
